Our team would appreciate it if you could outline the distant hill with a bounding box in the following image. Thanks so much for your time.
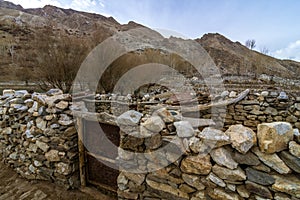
[0,0,299,84]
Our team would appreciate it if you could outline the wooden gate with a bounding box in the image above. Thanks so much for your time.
[77,115,120,193]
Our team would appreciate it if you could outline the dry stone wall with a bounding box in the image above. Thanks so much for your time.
[0,89,79,188]
[116,109,300,200]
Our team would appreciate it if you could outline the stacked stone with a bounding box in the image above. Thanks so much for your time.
[222,91,300,131]
[117,109,300,200]
[0,89,79,188]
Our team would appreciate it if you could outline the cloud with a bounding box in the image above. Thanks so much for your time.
[9,0,63,8]
[70,0,103,13]
[273,40,300,61]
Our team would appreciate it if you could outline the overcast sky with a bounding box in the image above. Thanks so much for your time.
[9,0,300,61]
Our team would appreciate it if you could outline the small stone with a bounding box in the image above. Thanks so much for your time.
[181,155,212,175]
[237,185,250,198]
[257,122,294,153]
[207,172,226,187]
[55,101,69,110]
[289,141,300,157]
[261,91,269,96]
[274,193,290,200]
[272,175,300,198]
[252,147,291,174]
[287,115,298,123]
[227,183,236,192]
[221,91,229,98]
[145,134,162,150]
[245,167,275,185]
[245,181,273,199]
[55,162,72,175]
[198,127,230,148]
[36,141,49,152]
[146,179,189,199]
[229,91,237,98]
[3,89,15,97]
[45,150,60,162]
[179,184,196,194]
[33,160,43,167]
[142,116,165,133]
[36,117,47,131]
[2,127,12,135]
[29,164,36,174]
[208,187,241,200]
[212,165,246,182]
[264,107,278,116]
[46,88,63,96]
[226,124,257,154]
[32,190,47,200]
[277,91,288,100]
[210,147,238,169]
[232,151,260,166]
[278,151,300,173]
[116,110,143,126]
[174,121,194,138]
[154,108,174,123]
[58,114,73,126]
[9,152,18,160]
[182,173,205,190]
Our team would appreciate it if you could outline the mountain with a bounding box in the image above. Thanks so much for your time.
[196,33,300,79]
[0,0,299,84]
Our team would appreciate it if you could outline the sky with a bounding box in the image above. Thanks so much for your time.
[8,0,300,61]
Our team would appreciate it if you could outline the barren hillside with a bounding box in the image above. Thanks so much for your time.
[0,0,299,84]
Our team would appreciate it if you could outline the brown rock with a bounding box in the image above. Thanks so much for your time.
[208,187,242,200]
[45,150,60,162]
[272,175,300,198]
[182,173,205,190]
[289,141,300,158]
[181,155,212,175]
[252,147,291,174]
[257,122,294,153]
[212,165,246,182]
[226,124,257,154]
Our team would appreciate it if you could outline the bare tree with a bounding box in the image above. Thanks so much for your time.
[245,39,256,50]
[260,46,269,55]
[35,27,89,93]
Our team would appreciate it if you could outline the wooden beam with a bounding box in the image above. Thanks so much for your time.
[77,117,86,187]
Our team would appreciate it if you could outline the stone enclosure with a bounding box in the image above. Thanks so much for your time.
[0,88,300,199]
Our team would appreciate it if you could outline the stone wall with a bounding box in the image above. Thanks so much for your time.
[0,89,79,188]
[116,109,300,200]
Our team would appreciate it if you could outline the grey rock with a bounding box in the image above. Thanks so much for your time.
[117,110,143,126]
[279,151,300,173]
[232,151,260,166]
[207,172,226,187]
[245,181,273,199]
[245,167,275,185]
[46,88,63,96]
[278,91,288,100]
[289,141,300,157]
[212,165,246,182]
[174,121,194,138]
[36,141,49,152]
[142,116,165,133]
[252,147,291,174]
[210,147,238,169]
[226,124,257,154]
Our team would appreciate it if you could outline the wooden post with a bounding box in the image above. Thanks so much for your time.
[77,117,86,187]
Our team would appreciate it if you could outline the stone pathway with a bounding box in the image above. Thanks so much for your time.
[0,161,114,200]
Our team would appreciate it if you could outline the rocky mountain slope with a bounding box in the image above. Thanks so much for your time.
[0,0,299,83]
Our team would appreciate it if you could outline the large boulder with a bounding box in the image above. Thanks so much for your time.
[257,122,294,153]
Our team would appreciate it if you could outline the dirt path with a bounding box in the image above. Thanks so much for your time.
[0,161,113,200]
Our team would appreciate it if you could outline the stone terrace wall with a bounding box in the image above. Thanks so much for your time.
[0,89,79,188]
[116,109,300,200]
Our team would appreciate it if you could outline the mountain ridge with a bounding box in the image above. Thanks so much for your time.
[0,0,299,83]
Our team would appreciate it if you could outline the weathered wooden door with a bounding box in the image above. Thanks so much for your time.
[78,118,120,193]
